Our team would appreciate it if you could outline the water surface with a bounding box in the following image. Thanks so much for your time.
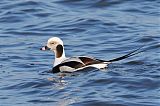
[0,0,160,106]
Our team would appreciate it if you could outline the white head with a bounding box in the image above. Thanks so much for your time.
[40,37,66,66]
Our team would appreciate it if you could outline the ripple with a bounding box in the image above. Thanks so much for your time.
[73,100,128,106]
[0,15,24,23]
[125,60,145,65]
[137,36,156,43]
[0,0,159,106]
[122,8,147,14]
[1,79,53,90]
[91,0,127,8]
[1,1,42,10]
[27,99,55,103]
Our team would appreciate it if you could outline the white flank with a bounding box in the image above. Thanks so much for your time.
[59,66,75,72]
[89,63,108,69]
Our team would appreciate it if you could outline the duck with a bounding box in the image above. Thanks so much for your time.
[40,37,141,73]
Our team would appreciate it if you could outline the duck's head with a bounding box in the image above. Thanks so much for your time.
[40,37,64,58]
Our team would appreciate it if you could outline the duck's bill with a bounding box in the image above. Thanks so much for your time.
[40,46,50,51]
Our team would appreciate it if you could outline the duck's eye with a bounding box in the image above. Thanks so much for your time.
[51,42,55,44]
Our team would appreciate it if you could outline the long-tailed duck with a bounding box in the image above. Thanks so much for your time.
[40,37,141,73]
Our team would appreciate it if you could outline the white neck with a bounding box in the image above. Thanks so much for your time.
[53,50,66,66]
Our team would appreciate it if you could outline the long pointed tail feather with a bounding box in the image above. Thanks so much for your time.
[105,46,143,63]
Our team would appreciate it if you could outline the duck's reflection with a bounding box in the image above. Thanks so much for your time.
[57,95,79,106]
[47,73,80,106]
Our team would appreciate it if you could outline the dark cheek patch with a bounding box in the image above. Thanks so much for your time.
[56,44,63,58]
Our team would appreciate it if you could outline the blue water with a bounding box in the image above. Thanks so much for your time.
[0,0,160,106]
